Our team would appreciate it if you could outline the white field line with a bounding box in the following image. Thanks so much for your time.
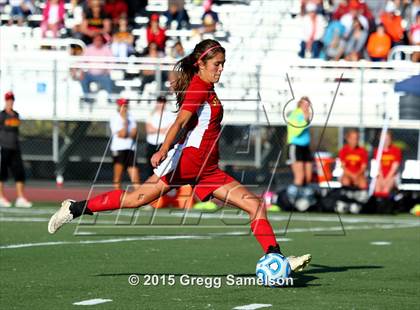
[1,207,419,225]
[233,304,272,310]
[0,223,418,250]
[73,299,112,306]
[370,241,392,245]
[0,217,130,224]
[0,235,212,250]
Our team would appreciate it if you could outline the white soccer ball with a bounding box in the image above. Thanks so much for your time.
[256,253,291,286]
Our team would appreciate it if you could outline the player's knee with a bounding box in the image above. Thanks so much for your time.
[247,199,267,220]
[121,192,143,208]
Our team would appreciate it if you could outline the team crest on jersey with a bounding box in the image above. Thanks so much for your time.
[212,95,220,106]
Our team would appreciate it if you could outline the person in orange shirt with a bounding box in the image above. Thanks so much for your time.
[373,131,402,197]
[380,1,404,45]
[367,23,392,61]
[338,129,368,189]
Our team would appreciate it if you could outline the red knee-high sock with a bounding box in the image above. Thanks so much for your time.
[251,219,278,253]
[87,190,125,212]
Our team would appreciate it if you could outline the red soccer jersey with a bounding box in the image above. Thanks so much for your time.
[180,74,223,161]
[373,145,401,177]
[339,144,368,174]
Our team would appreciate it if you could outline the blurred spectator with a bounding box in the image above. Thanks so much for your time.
[126,0,148,21]
[344,18,368,61]
[395,0,420,29]
[340,0,369,36]
[41,0,65,38]
[104,0,128,26]
[201,0,219,34]
[76,34,114,96]
[339,129,368,190]
[367,23,392,61]
[403,0,420,29]
[146,14,167,51]
[299,2,327,58]
[301,0,325,15]
[354,0,374,25]
[380,0,404,46]
[322,20,346,60]
[0,91,32,208]
[0,0,7,12]
[68,0,85,40]
[111,17,134,57]
[145,96,175,179]
[373,131,402,198]
[139,42,162,93]
[164,2,190,30]
[333,0,373,21]
[332,0,354,20]
[80,0,112,44]
[8,0,35,26]
[364,0,387,20]
[109,98,140,190]
[171,40,185,59]
[409,11,420,62]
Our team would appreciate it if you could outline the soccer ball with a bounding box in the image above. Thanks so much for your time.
[256,253,291,286]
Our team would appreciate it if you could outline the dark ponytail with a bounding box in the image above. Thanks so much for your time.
[172,39,225,110]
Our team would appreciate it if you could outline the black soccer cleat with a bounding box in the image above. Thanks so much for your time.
[266,244,283,256]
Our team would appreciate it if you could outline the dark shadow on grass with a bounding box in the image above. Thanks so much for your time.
[305,264,383,275]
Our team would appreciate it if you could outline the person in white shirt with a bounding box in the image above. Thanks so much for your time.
[299,2,327,58]
[145,96,176,179]
[109,98,140,190]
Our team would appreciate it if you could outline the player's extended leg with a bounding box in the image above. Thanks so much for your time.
[212,181,311,272]
[48,174,170,234]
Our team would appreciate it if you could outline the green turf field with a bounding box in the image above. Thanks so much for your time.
[1,203,419,309]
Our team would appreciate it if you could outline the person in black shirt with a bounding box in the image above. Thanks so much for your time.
[0,92,32,208]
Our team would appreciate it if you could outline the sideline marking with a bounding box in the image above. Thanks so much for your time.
[370,241,391,245]
[233,304,272,310]
[73,299,112,306]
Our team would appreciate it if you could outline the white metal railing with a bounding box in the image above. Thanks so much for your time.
[388,45,420,61]
[1,50,419,128]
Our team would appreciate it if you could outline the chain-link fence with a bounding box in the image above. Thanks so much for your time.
[16,120,420,188]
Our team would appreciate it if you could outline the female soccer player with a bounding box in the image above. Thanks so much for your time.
[48,39,311,272]
[287,96,313,186]
[338,129,368,189]
[373,131,401,197]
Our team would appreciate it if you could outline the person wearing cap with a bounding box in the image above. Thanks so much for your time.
[380,0,404,46]
[0,92,32,208]
[340,0,369,37]
[144,96,176,179]
[146,13,167,51]
[109,98,140,190]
